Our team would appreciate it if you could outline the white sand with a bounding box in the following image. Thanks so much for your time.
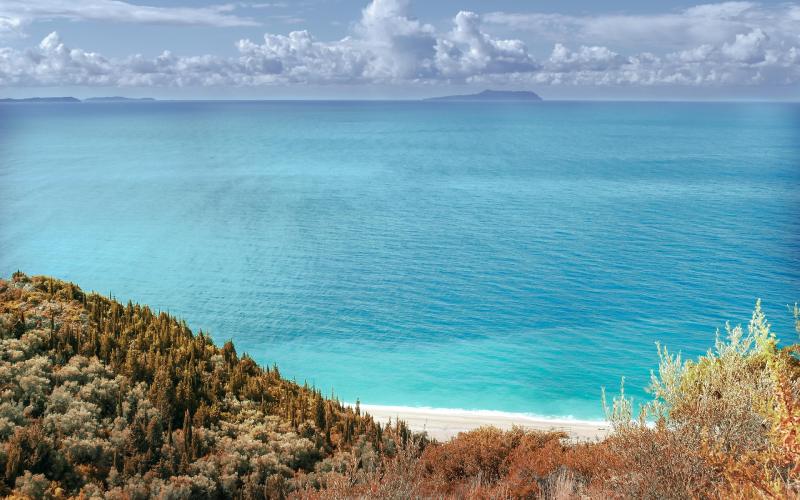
[352,404,610,442]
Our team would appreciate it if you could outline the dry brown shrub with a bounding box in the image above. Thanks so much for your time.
[501,432,568,497]
[699,373,800,498]
[545,469,581,500]
[598,424,722,499]
[595,302,800,499]
[560,439,622,488]
[416,427,579,498]
[418,426,522,491]
[774,375,800,481]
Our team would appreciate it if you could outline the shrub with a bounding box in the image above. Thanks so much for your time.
[601,300,800,497]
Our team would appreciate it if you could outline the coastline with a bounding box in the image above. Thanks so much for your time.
[352,404,610,442]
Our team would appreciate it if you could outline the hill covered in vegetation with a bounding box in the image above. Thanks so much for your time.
[1,273,798,498]
[0,273,419,498]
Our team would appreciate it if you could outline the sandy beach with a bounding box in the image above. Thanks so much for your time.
[355,404,610,442]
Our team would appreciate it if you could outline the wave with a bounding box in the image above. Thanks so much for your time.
[345,402,608,427]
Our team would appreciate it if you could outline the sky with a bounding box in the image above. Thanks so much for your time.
[0,0,798,99]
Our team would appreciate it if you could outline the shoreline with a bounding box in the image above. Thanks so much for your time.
[350,403,611,442]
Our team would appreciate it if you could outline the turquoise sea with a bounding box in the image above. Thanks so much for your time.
[1,101,798,420]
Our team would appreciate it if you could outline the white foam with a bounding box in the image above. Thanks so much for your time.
[344,402,608,427]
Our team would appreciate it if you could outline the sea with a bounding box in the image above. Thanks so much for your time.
[1,100,798,421]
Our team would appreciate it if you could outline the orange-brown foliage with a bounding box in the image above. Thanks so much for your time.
[416,427,597,498]
[418,427,523,491]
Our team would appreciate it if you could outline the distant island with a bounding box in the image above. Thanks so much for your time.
[0,97,80,103]
[0,96,155,103]
[425,89,543,102]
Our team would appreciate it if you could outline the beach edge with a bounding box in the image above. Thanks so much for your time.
[348,403,611,442]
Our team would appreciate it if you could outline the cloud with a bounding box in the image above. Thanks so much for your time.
[0,31,115,86]
[0,0,798,89]
[527,25,795,87]
[0,16,24,37]
[434,11,539,77]
[478,1,800,87]
[356,0,438,79]
[0,0,258,33]
[484,2,798,51]
[235,31,370,84]
[547,44,626,72]
[242,2,290,8]
[721,28,768,63]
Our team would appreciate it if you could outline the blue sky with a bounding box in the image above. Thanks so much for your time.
[1,0,798,99]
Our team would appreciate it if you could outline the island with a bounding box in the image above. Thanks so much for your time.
[0,96,156,103]
[424,89,543,102]
[0,97,80,103]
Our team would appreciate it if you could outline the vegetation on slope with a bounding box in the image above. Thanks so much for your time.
[0,273,418,498]
[1,272,798,498]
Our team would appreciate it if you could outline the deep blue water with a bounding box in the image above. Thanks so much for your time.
[1,100,798,419]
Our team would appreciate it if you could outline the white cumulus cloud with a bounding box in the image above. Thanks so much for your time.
[0,0,798,89]
[721,28,769,63]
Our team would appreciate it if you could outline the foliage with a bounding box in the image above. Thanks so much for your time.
[0,273,418,498]
[589,300,800,498]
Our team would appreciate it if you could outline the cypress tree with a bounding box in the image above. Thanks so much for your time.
[314,395,326,431]
[182,409,193,460]
[12,308,25,337]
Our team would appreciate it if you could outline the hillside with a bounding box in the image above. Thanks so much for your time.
[0,273,418,498]
[1,273,798,498]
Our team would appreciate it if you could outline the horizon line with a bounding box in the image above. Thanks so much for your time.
[2,97,799,104]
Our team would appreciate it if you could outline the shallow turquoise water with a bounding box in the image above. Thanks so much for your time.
[1,101,798,419]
